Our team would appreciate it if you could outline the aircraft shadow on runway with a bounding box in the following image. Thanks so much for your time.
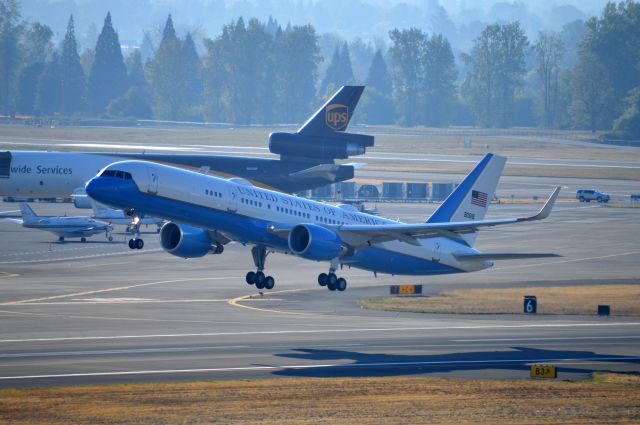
[271,346,640,378]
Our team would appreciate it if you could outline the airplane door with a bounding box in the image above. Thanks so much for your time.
[147,167,159,194]
[227,185,238,212]
[432,241,441,263]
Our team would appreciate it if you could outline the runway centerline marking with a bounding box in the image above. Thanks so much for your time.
[1,276,238,305]
[2,322,639,343]
[1,356,639,381]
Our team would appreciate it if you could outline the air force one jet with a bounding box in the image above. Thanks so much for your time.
[0,86,371,201]
[19,204,113,242]
[86,154,560,291]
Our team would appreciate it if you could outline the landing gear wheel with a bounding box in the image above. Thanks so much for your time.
[108,235,113,242]
[336,277,347,292]
[128,239,135,249]
[327,281,337,291]
[318,273,328,286]
[254,271,265,285]
[255,279,265,290]
[214,244,224,254]
[246,271,256,285]
[135,239,144,249]
[328,273,338,286]
[264,276,275,290]
[58,236,64,242]
[80,237,86,243]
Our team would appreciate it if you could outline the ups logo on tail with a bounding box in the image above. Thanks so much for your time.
[326,104,349,131]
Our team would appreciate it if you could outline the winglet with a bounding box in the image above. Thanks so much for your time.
[521,186,561,222]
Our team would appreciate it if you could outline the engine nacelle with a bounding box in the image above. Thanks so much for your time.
[269,132,373,160]
[288,224,346,261]
[160,222,212,258]
[72,187,92,209]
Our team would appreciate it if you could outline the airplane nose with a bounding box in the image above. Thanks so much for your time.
[85,177,108,202]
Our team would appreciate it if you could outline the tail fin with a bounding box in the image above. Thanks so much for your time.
[427,153,506,246]
[297,85,364,135]
[19,203,39,224]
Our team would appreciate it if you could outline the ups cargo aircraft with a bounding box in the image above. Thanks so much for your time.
[85,153,560,292]
[0,86,372,202]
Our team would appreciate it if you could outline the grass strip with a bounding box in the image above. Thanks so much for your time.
[358,284,640,315]
[1,374,639,424]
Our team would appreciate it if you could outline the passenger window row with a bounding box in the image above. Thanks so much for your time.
[276,206,311,219]
[241,198,263,208]
[315,215,343,225]
[205,189,222,198]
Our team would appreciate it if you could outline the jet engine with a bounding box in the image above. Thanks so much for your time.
[160,222,212,258]
[288,224,347,261]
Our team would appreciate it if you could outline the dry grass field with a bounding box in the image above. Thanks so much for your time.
[358,284,640,315]
[1,374,639,424]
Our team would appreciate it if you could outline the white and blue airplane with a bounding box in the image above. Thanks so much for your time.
[19,204,113,243]
[85,153,560,291]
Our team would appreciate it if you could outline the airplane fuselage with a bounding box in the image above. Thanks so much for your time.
[0,151,354,198]
[87,161,490,276]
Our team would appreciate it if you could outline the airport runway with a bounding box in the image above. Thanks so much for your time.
[0,200,639,388]
[2,134,639,170]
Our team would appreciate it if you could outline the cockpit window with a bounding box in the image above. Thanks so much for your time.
[100,169,133,180]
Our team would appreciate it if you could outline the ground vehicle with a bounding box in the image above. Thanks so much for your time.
[576,189,610,203]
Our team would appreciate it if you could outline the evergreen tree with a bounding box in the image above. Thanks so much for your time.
[272,24,319,123]
[17,22,53,114]
[319,45,340,96]
[36,51,61,115]
[126,49,148,92]
[17,62,45,114]
[421,34,457,126]
[366,49,392,96]
[581,1,640,123]
[461,22,528,127]
[336,42,355,85]
[179,32,202,119]
[389,28,426,126]
[88,12,128,114]
[534,31,565,128]
[0,0,23,115]
[148,15,182,119]
[59,15,86,115]
[319,42,354,96]
[361,49,395,124]
[612,87,640,139]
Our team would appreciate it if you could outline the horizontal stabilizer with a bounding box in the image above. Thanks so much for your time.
[288,164,340,181]
[454,253,561,261]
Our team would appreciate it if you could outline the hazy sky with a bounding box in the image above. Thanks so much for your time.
[21,0,613,49]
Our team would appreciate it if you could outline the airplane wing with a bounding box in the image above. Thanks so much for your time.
[267,187,560,248]
[335,187,561,248]
[454,253,561,260]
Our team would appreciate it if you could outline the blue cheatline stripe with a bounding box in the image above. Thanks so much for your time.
[426,153,493,224]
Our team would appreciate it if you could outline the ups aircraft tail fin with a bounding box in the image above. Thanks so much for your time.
[297,86,364,135]
[19,203,38,224]
[426,153,506,246]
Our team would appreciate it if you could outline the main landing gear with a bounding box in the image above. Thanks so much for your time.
[245,246,275,290]
[318,260,347,291]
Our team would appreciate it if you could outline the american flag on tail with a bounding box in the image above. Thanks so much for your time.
[471,190,488,208]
